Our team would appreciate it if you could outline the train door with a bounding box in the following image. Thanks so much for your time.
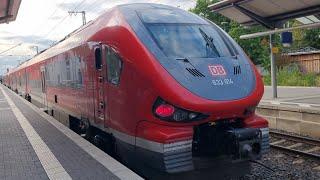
[104,46,123,128]
[25,68,28,96]
[40,66,47,109]
[94,45,106,126]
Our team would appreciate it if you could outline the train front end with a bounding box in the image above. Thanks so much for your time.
[119,4,269,174]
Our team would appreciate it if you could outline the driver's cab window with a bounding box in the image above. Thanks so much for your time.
[95,47,102,70]
[106,47,123,85]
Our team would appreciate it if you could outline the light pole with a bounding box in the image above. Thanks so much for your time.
[30,45,39,54]
[68,11,87,25]
[269,34,277,98]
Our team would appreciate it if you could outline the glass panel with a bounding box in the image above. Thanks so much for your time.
[95,48,102,69]
[106,48,123,85]
[146,24,234,58]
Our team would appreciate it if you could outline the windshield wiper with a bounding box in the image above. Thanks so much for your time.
[176,57,189,62]
[199,28,220,57]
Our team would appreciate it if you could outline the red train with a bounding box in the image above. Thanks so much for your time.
[3,3,269,177]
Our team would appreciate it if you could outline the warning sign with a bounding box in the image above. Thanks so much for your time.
[272,47,279,54]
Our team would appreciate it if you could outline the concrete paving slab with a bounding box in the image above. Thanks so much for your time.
[263,86,320,101]
[0,84,142,180]
[0,90,48,180]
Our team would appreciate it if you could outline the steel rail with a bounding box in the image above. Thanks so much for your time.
[270,130,320,146]
[269,130,320,159]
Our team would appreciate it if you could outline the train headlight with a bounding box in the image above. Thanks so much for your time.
[153,98,209,122]
[188,113,198,119]
[155,104,175,117]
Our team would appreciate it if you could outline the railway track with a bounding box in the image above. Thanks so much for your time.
[269,130,320,159]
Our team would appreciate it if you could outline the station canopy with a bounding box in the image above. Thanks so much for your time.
[209,0,320,28]
[0,0,22,24]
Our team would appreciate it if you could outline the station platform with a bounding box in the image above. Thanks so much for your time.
[0,84,142,180]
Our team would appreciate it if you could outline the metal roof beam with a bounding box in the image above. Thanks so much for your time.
[209,0,252,12]
[233,3,274,29]
[269,5,320,23]
[240,22,320,39]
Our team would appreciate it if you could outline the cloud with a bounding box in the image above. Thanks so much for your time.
[57,2,76,11]
[0,30,11,35]
[0,56,27,75]
[2,35,54,48]
[0,0,196,75]
[57,0,196,16]
[49,15,64,20]
[58,1,105,14]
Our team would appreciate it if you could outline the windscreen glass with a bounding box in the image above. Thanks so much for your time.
[146,24,235,58]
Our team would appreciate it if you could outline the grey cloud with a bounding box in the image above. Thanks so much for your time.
[58,0,195,16]
[57,2,76,11]
[0,56,28,75]
[0,30,11,35]
[58,1,105,14]
[0,35,54,75]
[49,15,64,20]
[2,35,54,49]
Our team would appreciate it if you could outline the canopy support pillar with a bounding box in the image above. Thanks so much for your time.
[269,34,277,99]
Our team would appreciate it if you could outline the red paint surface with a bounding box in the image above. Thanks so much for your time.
[3,7,268,145]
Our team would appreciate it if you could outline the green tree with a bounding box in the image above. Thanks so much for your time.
[191,0,270,68]
[304,29,320,49]
[190,0,231,31]
[228,23,270,68]
[291,20,304,48]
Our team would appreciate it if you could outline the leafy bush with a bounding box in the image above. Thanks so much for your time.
[263,65,320,87]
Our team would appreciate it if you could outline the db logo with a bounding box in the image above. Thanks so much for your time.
[209,65,227,76]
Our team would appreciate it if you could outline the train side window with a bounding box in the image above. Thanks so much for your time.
[66,59,71,81]
[106,48,123,85]
[95,48,102,70]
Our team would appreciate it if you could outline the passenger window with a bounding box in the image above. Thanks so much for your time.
[106,48,123,85]
[66,59,71,80]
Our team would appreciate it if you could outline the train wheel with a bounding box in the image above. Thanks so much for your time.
[69,116,82,134]
[27,95,31,102]
[86,126,115,155]
[25,94,31,102]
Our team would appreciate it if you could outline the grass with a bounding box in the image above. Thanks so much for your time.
[263,65,320,87]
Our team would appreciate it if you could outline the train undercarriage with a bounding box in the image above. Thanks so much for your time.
[69,115,269,179]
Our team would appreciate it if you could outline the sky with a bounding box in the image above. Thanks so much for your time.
[0,0,196,75]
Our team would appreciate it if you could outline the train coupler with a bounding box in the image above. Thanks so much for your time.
[227,128,262,162]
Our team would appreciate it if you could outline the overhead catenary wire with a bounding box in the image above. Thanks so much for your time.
[1,0,66,57]
[0,43,22,55]
[30,0,65,37]
[42,0,88,41]
[49,0,104,43]
[0,0,98,75]
[0,54,33,56]
[0,1,65,60]
[83,0,104,13]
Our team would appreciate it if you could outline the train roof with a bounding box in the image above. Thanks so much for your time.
[8,3,206,74]
[118,3,207,24]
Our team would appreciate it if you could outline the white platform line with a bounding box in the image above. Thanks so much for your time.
[0,107,11,111]
[7,86,142,180]
[0,87,72,180]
